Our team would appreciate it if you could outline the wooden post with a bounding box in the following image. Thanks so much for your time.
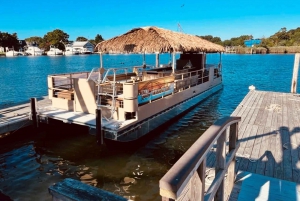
[227,122,238,196]
[215,131,226,201]
[291,53,300,93]
[156,52,160,68]
[30,98,38,129]
[96,108,103,145]
[70,74,73,89]
[197,158,206,201]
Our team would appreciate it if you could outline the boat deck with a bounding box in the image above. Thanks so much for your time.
[38,107,135,130]
[208,90,300,200]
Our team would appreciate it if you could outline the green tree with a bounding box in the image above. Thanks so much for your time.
[0,32,20,50]
[95,34,104,44]
[25,36,43,47]
[223,40,232,47]
[89,34,105,48]
[198,35,222,45]
[76,36,88,41]
[43,29,69,51]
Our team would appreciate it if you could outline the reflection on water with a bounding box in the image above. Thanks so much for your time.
[0,54,297,200]
[0,92,222,201]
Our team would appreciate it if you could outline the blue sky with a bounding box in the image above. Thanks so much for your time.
[2,0,300,41]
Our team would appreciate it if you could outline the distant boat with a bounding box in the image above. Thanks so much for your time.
[64,44,79,55]
[26,46,44,56]
[47,46,63,56]
[5,47,22,57]
[79,47,92,54]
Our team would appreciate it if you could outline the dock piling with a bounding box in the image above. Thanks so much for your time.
[291,53,300,93]
[30,98,38,129]
[96,108,104,145]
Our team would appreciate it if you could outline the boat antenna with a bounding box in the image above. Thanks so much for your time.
[177,23,184,33]
[177,3,184,33]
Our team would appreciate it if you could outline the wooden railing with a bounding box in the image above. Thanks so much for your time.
[159,116,241,201]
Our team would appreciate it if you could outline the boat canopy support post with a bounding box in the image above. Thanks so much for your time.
[291,53,300,93]
[30,97,39,130]
[155,52,160,67]
[96,108,104,145]
[100,52,103,68]
[172,52,175,74]
[219,52,222,72]
[97,54,105,106]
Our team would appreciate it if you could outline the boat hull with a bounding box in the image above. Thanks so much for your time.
[103,83,223,142]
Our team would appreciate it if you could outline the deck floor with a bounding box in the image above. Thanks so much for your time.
[209,90,300,200]
[230,171,300,201]
[232,90,300,182]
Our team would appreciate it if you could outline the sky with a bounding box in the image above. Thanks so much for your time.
[1,0,300,41]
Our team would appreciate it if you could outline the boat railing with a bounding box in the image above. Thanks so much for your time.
[49,72,91,100]
[87,68,100,84]
[51,72,90,89]
[174,64,220,83]
[174,69,207,89]
[159,116,241,201]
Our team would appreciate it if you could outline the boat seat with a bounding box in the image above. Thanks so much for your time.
[56,90,74,100]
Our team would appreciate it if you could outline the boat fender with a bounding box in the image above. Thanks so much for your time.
[249,85,256,90]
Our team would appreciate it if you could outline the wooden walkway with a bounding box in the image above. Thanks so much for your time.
[0,97,51,135]
[232,171,300,201]
[218,90,300,200]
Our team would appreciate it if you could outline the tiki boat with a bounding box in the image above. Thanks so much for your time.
[37,26,225,143]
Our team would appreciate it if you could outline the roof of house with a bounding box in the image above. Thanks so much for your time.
[96,26,225,53]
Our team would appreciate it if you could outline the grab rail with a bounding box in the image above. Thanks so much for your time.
[159,116,241,201]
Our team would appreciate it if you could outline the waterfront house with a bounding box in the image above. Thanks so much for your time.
[72,41,94,54]
[18,40,27,52]
[244,39,261,47]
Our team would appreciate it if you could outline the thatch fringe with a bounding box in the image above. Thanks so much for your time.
[96,26,224,53]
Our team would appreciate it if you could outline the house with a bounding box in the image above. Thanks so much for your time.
[72,41,94,54]
[244,39,261,47]
[18,40,27,51]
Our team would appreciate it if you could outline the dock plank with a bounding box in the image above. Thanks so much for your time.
[0,97,51,135]
[227,90,300,200]
[235,171,300,201]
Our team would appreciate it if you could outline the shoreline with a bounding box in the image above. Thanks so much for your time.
[225,46,300,54]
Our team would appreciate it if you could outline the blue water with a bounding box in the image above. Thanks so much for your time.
[0,53,297,200]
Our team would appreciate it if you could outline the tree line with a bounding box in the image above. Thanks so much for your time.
[198,27,300,48]
[0,29,104,51]
[2,27,300,52]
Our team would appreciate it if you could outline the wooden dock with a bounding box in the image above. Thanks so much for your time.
[227,90,300,200]
[0,97,51,135]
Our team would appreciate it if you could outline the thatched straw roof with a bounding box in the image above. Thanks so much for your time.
[96,26,224,53]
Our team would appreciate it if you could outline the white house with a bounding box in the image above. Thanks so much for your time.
[72,41,94,54]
